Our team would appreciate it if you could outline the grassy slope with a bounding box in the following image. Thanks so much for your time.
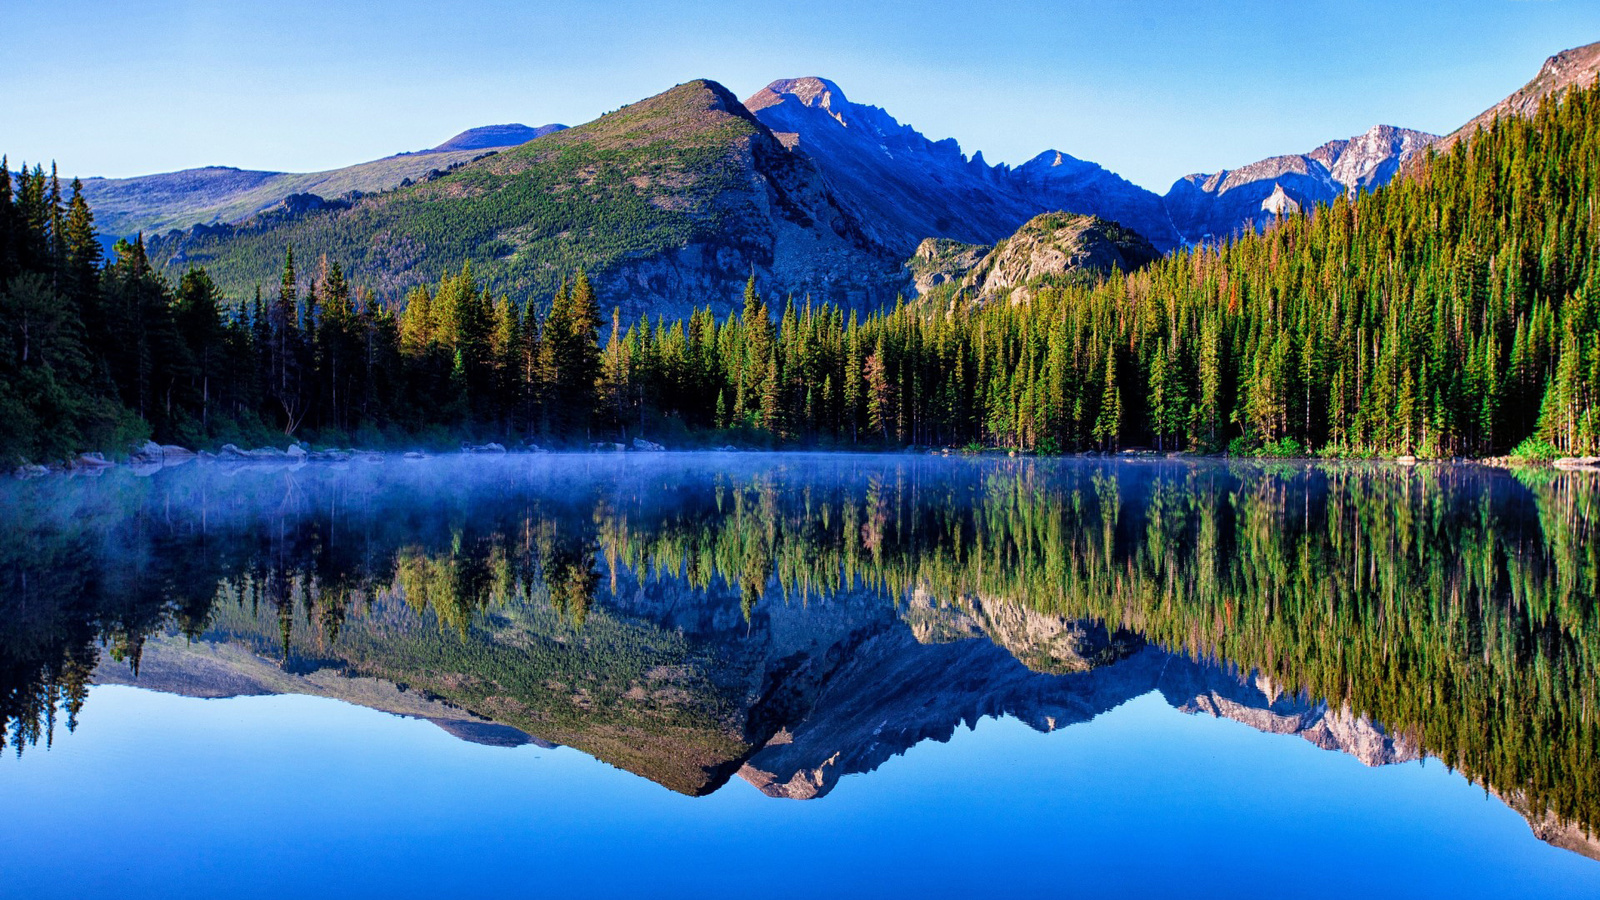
[201,589,761,795]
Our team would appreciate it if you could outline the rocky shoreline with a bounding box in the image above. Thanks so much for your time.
[7,437,690,479]
[11,440,1600,480]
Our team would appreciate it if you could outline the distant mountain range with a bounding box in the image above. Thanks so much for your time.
[80,39,1596,313]
[427,123,568,153]
[76,122,567,238]
[1165,124,1438,242]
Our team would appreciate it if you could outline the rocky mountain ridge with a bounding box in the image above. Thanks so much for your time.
[905,213,1159,305]
[1433,39,1600,156]
[745,77,1181,253]
[1164,123,1438,243]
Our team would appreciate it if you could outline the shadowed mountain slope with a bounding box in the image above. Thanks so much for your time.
[745,77,1181,253]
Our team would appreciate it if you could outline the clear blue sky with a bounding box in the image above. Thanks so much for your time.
[8,1,1600,192]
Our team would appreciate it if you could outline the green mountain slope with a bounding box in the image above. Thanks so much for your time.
[147,80,905,321]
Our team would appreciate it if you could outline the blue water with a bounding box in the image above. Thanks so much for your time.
[4,685,1595,899]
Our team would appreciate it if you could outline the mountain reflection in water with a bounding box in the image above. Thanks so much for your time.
[1,454,1596,861]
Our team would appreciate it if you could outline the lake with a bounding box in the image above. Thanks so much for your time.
[1,453,1597,898]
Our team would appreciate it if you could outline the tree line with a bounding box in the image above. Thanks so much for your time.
[4,78,1600,460]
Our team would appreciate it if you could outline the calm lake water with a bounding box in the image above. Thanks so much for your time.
[1,454,1597,898]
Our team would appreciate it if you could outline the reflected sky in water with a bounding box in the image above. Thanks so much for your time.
[1,454,1597,897]
[4,686,1595,899]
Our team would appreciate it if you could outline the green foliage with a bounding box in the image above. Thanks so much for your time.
[1510,435,1563,460]
[1256,436,1305,458]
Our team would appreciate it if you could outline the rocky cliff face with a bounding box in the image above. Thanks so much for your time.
[905,237,987,296]
[1163,124,1437,244]
[904,214,1159,305]
[961,212,1159,302]
[746,77,1181,253]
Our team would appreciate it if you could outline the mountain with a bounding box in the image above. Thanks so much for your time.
[1164,124,1438,244]
[76,123,566,238]
[1433,39,1600,156]
[961,212,1158,301]
[146,79,904,322]
[906,213,1158,305]
[428,123,567,153]
[745,77,1181,253]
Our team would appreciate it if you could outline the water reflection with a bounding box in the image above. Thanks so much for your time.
[1,455,1595,857]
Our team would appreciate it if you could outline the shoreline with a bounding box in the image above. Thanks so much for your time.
[11,440,1599,480]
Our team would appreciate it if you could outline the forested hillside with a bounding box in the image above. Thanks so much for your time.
[2,78,1599,461]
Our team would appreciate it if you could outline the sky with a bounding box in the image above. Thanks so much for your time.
[7,0,1600,192]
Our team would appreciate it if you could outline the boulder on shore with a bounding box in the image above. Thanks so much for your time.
[463,442,508,454]
[1553,456,1600,469]
[632,438,665,452]
[75,453,114,469]
[217,444,292,462]
[130,441,164,465]
[159,445,196,467]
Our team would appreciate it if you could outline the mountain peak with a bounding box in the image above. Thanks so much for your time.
[430,123,567,153]
[747,77,847,113]
[1016,149,1101,180]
